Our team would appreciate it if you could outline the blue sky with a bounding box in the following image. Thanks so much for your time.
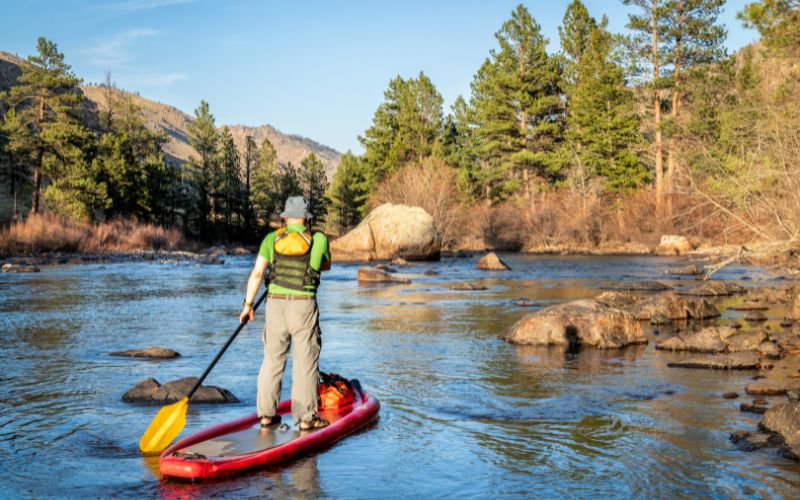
[1,0,757,153]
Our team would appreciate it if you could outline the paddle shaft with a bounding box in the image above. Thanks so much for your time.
[186,288,269,399]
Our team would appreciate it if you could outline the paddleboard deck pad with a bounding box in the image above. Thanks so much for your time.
[159,379,379,479]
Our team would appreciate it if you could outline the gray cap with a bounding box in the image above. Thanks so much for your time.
[280,196,309,219]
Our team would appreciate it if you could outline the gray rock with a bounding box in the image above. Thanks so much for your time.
[628,293,720,321]
[476,252,511,271]
[594,291,640,309]
[357,267,411,284]
[656,327,766,353]
[741,401,770,414]
[746,381,800,396]
[768,331,800,349]
[604,281,673,292]
[2,263,40,273]
[122,377,238,404]
[760,399,800,460]
[723,391,740,399]
[501,299,646,349]
[666,265,704,276]
[110,346,181,359]
[514,299,538,307]
[757,340,782,359]
[745,310,768,322]
[423,269,439,276]
[677,281,746,297]
[730,431,785,451]
[667,352,760,370]
[650,313,673,325]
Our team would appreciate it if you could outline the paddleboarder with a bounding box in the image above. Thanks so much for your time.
[240,196,332,430]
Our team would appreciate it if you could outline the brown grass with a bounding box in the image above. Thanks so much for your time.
[0,213,185,255]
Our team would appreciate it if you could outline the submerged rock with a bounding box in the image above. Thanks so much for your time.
[757,340,783,359]
[110,346,181,359]
[122,377,238,404]
[741,401,770,414]
[723,391,740,399]
[356,267,411,284]
[656,326,766,353]
[476,252,511,271]
[730,302,770,311]
[331,204,441,261]
[730,430,785,451]
[375,264,398,273]
[423,269,439,276]
[678,281,746,297]
[666,352,760,370]
[769,331,800,349]
[501,299,646,349]
[447,282,488,291]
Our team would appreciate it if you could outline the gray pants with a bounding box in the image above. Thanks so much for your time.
[257,297,321,421]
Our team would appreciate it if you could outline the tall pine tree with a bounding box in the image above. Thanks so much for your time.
[467,4,565,202]
[250,136,279,229]
[559,0,597,90]
[566,19,646,192]
[326,152,367,233]
[185,100,219,240]
[299,152,329,227]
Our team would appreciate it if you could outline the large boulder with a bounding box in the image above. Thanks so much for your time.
[760,393,800,460]
[356,267,411,284]
[655,326,766,353]
[501,299,646,349]
[656,235,694,255]
[476,252,511,271]
[110,346,181,359]
[331,204,441,261]
[122,377,239,404]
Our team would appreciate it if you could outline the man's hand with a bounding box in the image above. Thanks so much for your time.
[239,306,254,324]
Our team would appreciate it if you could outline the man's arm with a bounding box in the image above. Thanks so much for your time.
[239,255,269,323]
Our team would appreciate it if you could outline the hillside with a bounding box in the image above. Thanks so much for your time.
[0,51,341,177]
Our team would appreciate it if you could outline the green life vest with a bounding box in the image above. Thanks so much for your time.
[267,227,322,293]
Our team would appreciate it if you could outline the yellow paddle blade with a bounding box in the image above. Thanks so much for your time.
[139,397,188,454]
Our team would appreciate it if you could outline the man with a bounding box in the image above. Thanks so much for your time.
[240,196,331,430]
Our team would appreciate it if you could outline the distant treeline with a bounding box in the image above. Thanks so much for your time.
[2,0,799,248]
[0,42,329,243]
[326,0,800,245]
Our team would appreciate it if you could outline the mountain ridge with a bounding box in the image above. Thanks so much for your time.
[0,50,341,177]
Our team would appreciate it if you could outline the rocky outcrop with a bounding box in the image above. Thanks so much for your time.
[331,204,441,261]
[2,263,40,273]
[476,252,511,271]
[356,267,411,284]
[501,299,646,349]
[603,281,673,292]
[594,291,719,320]
[656,235,694,255]
[746,381,800,396]
[122,377,238,404]
[110,346,181,359]
[656,326,767,353]
[666,352,760,370]
[760,392,800,460]
[677,281,746,296]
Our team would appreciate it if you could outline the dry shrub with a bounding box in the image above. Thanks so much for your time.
[0,214,184,255]
[370,157,465,248]
[481,205,527,251]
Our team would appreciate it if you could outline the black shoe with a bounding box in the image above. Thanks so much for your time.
[260,415,282,428]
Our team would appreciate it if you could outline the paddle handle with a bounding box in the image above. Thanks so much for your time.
[186,288,269,400]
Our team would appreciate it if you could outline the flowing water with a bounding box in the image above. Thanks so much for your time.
[1,254,799,498]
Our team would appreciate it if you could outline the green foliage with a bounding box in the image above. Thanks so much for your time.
[566,20,647,191]
[216,127,243,241]
[299,152,329,226]
[739,0,800,50]
[466,4,565,201]
[559,0,597,89]
[250,136,279,227]
[326,151,367,233]
[359,71,444,191]
[2,37,94,216]
[185,100,219,240]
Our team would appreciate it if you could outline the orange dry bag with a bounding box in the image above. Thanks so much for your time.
[318,372,355,409]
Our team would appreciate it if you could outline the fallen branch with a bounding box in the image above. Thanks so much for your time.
[704,246,745,280]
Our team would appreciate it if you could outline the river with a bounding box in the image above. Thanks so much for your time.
[1,254,798,498]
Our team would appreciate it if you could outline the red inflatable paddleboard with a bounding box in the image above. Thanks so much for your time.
[159,379,379,480]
